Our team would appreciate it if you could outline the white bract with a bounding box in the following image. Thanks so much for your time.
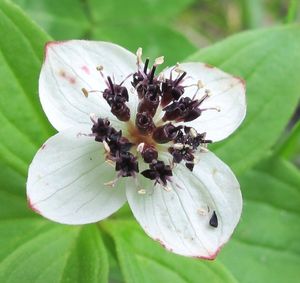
[27,40,246,259]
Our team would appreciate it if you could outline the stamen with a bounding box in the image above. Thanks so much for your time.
[174,71,187,86]
[143,58,150,74]
[82,88,102,97]
[188,127,198,138]
[173,143,184,150]
[104,177,120,188]
[196,89,211,104]
[201,106,221,112]
[96,65,110,89]
[103,140,111,153]
[119,73,133,86]
[149,66,156,84]
[136,142,145,153]
[199,146,209,152]
[107,76,115,95]
[89,113,98,124]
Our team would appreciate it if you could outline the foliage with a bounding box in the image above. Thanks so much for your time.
[0,0,299,282]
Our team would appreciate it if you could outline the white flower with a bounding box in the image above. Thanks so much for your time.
[27,40,246,259]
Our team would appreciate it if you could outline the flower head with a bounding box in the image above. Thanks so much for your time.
[27,40,246,259]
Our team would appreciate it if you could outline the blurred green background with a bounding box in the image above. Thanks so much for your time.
[0,0,299,282]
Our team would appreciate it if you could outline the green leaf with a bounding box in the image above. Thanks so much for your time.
[91,23,196,66]
[219,157,300,283]
[0,2,109,282]
[0,221,108,283]
[275,121,300,162]
[0,0,54,177]
[12,0,197,65]
[88,0,197,65]
[102,220,238,283]
[188,25,300,173]
[88,0,195,23]
[12,0,90,39]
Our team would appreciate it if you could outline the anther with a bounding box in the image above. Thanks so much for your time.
[103,140,111,153]
[188,127,198,138]
[82,88,89,97]
[154,56,164,66]
[136,47,143,66]
[96,65,104,71]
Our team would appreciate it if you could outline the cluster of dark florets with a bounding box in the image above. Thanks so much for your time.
[92,55,212,185]
[92,118,138,177]
[168,126,212,171]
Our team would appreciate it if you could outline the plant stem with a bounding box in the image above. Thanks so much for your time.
[285,0,299,24]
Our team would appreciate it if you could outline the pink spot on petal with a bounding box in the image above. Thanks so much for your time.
[59,70,76,85]
[27,198,41,215]
[81,65,90,75]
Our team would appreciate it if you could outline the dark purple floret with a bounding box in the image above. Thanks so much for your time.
[135,112,155,135]
[140,144,158,163]
[138,95,159,117]
[103,76,130,121]
[106,130,132,157]
[141,161,172,186]
[162,97,202,123]
[92,118,116,142]
[111,102,130,121]
[152,123,182,144]
[115,152,139,177]
[161,71,186,107]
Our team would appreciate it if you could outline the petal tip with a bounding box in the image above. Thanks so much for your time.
[194,246,222,261]
[44,41,64,61]
[204,63,215,69]
[27,197,41,215]
[234,76,246,91]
